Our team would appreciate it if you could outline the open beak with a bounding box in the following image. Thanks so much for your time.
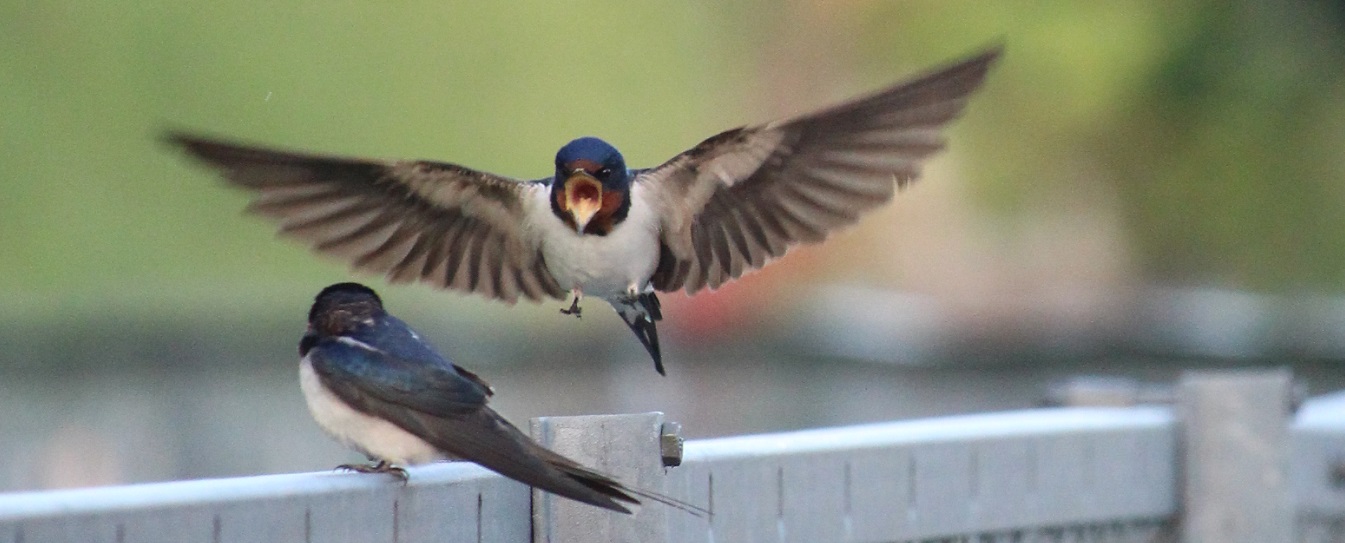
[563,172,603,233]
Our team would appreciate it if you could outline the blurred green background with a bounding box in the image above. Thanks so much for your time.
[2,1,1344,491]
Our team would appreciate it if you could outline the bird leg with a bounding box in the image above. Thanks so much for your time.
[337,460,409,483]
[559,289,583,318]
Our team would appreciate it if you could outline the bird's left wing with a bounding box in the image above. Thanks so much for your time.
[169,134,565,304]
[637,47,1000,293]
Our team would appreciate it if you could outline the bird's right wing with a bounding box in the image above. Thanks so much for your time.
[636,47,999,293]
[169,134,566,304]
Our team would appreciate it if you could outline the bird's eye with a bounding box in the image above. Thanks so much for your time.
[598,168,612,177]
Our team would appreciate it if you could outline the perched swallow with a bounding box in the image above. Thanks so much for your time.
[172,47,1000,375]
[299,282,691,514]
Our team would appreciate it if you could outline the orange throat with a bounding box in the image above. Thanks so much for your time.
[557,176,625,235]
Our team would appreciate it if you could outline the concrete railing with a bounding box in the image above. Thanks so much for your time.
[1,370,1342,542]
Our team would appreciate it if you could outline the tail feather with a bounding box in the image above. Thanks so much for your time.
[407,408,705,516]
[544,452,708,517]
[615,292,665,375]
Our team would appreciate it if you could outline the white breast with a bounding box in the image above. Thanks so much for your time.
[531,183,661,299]
[299,357,445,465]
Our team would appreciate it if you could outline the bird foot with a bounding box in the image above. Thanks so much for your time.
[559,296,582,318]
[337,460,408,483]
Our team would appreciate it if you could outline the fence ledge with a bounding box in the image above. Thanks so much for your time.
[0,381,1341,542]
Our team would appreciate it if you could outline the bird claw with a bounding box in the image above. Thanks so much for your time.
[559,297,582,318]
[337,461,409,483]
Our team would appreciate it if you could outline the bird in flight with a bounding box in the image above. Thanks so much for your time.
[171,47,1000,375]
[300,282,698,514]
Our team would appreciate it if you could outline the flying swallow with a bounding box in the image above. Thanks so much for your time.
[171,47,1000,375]
[299,282,694,514]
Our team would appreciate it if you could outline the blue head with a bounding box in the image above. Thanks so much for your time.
[551,137,631,235]
[307,283,383,333]
[299,282,383,356]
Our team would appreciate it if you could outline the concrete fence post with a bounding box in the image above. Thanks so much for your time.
[529,412,670,543]
[1179,368,1294,543]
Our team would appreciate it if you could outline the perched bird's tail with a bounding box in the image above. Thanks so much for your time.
[614,292,664,375]
[527,441,705,517]
[406,406,702,515]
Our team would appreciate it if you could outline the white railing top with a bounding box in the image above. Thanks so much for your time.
[0,378,1340,543]
[0,462,531,542]
[687,406,1174,459]
[1297,390,1345,431]
[0,463,497,522]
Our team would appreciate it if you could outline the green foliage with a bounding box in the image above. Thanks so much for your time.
[1102,1,1345,288]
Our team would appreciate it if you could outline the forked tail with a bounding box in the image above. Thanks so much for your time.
[615,292,664,375]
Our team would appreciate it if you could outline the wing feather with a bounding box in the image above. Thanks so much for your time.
[169,134,564,304]
[308,338,488,418]
[307,336,662,514]
[641,47,1000,293]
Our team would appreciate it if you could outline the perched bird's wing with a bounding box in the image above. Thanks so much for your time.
[168,134,565,304]
[638,47,1000,293]
[307,339,647,514]
[308,337,490,417]
[357,315,496,395]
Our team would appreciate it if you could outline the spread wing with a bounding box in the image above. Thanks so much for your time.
[168,134,566,304]
[639,47,1000,293]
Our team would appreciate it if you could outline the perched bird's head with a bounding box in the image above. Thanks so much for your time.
[308,282,385,337]
[551,137,631,235]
